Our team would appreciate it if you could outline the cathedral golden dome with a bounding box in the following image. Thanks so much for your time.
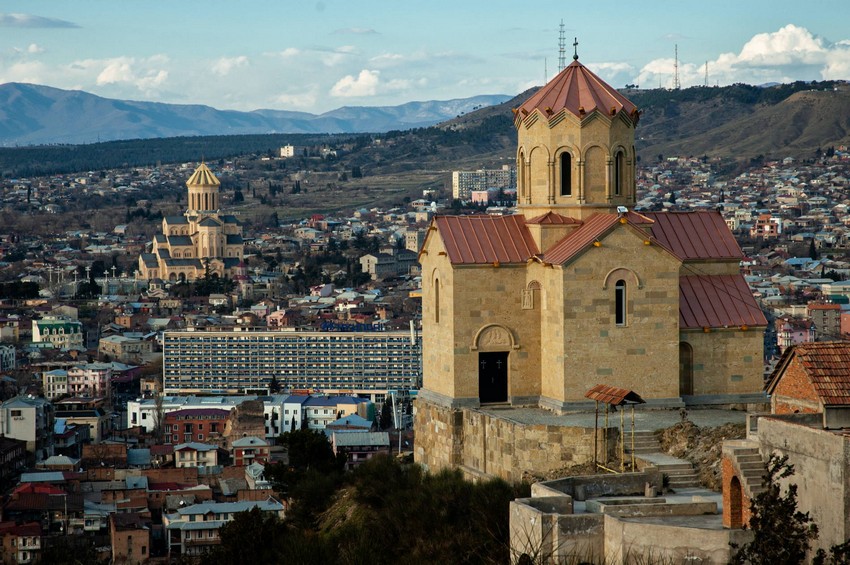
[186,162,221,187]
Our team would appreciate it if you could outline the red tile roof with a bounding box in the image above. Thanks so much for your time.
[679,275,767,329]
[585,384,645,405]
[767,342,850,405]
[515,60,639,127]
[644,211,743,261]
[434,215,539,264]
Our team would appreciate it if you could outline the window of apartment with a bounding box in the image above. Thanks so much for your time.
[208,530,214,538]
[198,424,203,431]
[210,423,218,433]
[197,434,204,441]
[173,435,178,442]
[141,413,147,420]
[10,410,21,417]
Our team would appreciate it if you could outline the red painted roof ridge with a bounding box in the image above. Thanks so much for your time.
[515,60,638,127]
[525,211,583,225]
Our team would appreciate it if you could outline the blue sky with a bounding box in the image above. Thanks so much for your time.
[2,1,850,113]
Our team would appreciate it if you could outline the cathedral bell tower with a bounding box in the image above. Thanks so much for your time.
[185,162,221,216]
[514,55,640,221]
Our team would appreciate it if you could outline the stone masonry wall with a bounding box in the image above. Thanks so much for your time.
[415,399,616,483]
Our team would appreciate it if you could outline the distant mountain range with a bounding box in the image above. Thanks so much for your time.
[0,83,512,146]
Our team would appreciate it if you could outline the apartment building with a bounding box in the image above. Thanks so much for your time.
[451,166,516,201]
[164,498,285,557]
[162,329,421,401]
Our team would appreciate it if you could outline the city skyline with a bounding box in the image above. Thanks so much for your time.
[1,2,850,114]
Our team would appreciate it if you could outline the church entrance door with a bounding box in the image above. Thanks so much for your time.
[479,351,508,404]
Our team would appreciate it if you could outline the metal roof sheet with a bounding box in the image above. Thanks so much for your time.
[525,211,582,225]
[644,211,743,261]
[434,215,539,264]
[767,342,850,405]
[542,214,620,264]
[679,275,767,329]
[516,60,638,127]
[584,384,645,405]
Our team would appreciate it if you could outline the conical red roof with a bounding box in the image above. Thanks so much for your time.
[515,60,638,126]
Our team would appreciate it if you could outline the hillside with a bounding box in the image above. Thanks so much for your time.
[2,81,849,180]
[0,82,511,146]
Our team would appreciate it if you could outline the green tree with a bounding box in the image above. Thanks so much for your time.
[730,454,819,564]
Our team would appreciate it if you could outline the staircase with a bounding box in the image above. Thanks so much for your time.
[727,444,767,498]
[656,460,701,490]
[624,430,662,454]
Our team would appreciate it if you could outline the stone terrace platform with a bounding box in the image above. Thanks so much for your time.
[479,406,747,431]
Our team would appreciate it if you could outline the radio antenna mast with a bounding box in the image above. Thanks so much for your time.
[558,20,566,72]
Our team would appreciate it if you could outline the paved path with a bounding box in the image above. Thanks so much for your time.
[479,406,747,431]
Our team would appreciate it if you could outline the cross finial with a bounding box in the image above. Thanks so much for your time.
[573,37,579,61]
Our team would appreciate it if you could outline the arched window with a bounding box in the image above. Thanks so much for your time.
[434,279,440,323]
[614,150,625,196]
[615,279,626,326]
[560,152,572,196]
[679,342,694,396]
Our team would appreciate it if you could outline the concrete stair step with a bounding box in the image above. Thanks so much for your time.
[735,454,762,463]
[655,463,695,472]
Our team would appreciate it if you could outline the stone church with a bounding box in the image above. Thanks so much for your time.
[138,162,244,281]
[415,58,767,473]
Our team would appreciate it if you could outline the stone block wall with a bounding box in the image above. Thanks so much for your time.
[685,329,766,397]
[415,399,616,482]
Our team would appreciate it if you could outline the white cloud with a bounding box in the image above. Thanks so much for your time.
[635,25,850,89]
[0,13,78,28]
[266,47,300,59]
[62,56,171,95]
[320,45,357,67]
[27,43,44,54]
[334,27,376,35]
[330,69,380,97]
[212,56,248,76]
[274,89,318,110]
[370,53,405,67]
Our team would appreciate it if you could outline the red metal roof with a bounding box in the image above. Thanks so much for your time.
[585,384,645,405]
[542,214,621,264]
[515,60,638,127]
[679,275,767,329]
[767,342,850,405]
[644,211,743,261]
[525,211,582,225]
[434,215,539,264]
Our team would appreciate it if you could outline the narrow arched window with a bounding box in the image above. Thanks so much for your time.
[615,279,626,326]
[560,153,572,196]
[434,279,440,323]
[614,151,625,196]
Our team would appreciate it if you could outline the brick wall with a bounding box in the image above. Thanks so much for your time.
[721,456,752,529]
[771,356,821,414]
